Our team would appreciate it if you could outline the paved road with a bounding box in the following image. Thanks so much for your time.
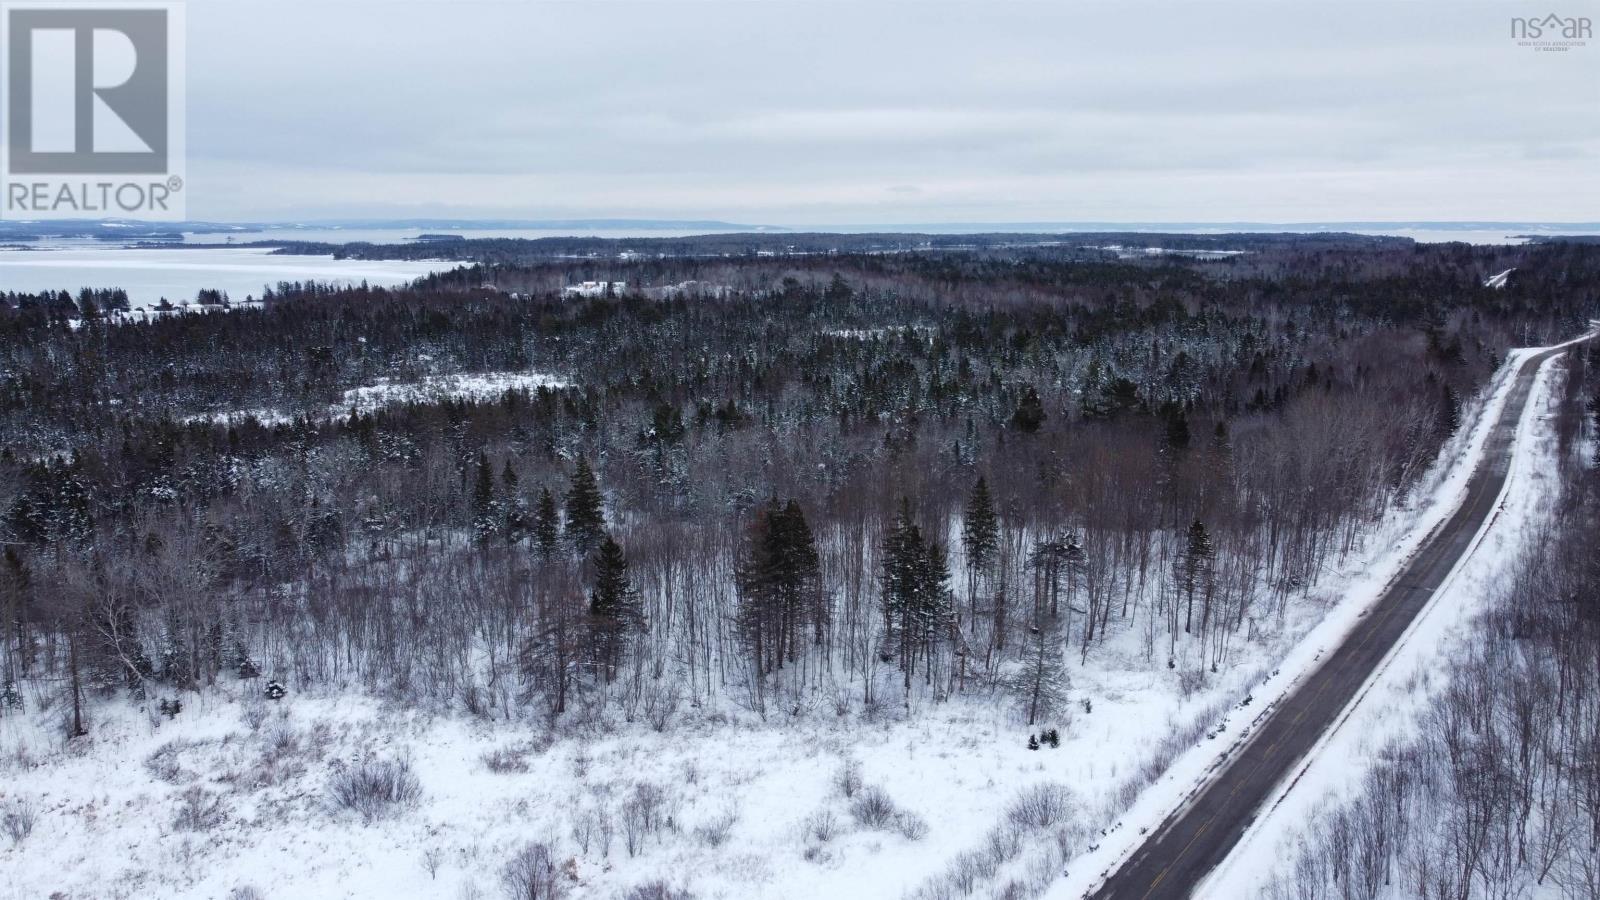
[1085,342,1587,900]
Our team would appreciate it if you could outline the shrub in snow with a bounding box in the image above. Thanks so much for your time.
[481,746,531,774]
[172,786,227,832]
[228,887,265,900]
[947,849,998,894]
[264,680,286,701]
[328,758,422,822]
[1026,734,1039,751]
[624,882,694,900]
[158,697,182,719]
[803,809,840,844]
[849,785,898,829]
[144,740,194,785]
[422,847,444,880]
[570,806,603,855]
[832,757,863,798]
[641,682,681,732]
[237,658,261,679]
[893,809,930,841]
[500,841,564,900]
[984,822,1024,865]
[2,799,37,845]
[994,879,1029,900]
[1042,728,1060,748]
[620,782,674,856]
[691,808,738,847]
[1005,783,1075,830]
[240,701,269,733]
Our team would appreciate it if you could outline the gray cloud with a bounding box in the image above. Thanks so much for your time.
[181,0,1600,222]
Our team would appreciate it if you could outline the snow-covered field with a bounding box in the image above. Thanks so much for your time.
[0,247,448,306]
[187,372,571,427]
[0,341,1582,900]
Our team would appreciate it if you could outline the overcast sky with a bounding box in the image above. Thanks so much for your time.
[182,0,1600,224]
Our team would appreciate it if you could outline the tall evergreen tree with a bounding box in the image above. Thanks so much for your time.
[1005,614,1070,726]
[471,451,497,544]
[736,499,824,680]
[1011,386,1047,433]
[961,477,999,590]
[533,487,560,559]
[1438,383,1462,439]
[1177,519,1215,638]
[881,500,953,695]
[587,534,642,680]
[565,458,606,554]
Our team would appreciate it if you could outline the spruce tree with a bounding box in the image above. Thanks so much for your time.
[533,487,560,559]
[471,452,497,544]
[1011,386,1046,433]
[880,500,953,695]
[1178,519,1215,637]
[961,477,999,584]
[1438,383,1462,439]
[1006,614,1070,726]
[565,458,606,554]
[588,534,642,680]
[736,499,824,680]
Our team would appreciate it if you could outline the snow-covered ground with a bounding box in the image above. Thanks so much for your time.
[186,372,571,427]
[0,246,448,306]
[0,339,1584,900]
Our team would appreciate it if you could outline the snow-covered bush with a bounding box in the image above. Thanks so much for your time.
[328,758,422,822]
[641,682,681,732]
[984,821,1024,865]
[893,809,930,841]
[849,785,898,828]
[1005,783,1075,829]
[620,782,674,857]
[172,786,228,832]
[570,805,603,855]
[802,808,840,843]
[691,807,738,847]
[624,881,695,900]
[145,740,194,785]
[2,799,36,845]
[240,701,268,733]
[499,841,564,900]
[949,849,997,893]
[481,746,531,774]
[832,757,863,798]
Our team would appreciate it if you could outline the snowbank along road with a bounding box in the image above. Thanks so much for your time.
[1083,336,1595,900]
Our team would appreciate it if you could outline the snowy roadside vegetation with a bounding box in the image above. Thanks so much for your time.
[1,238,1598,898]
[1215,350,1600,900]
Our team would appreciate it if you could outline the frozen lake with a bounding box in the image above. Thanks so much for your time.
[0,246,453,306]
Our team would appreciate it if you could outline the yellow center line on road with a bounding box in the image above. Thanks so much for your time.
[1141,821,1212,899]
